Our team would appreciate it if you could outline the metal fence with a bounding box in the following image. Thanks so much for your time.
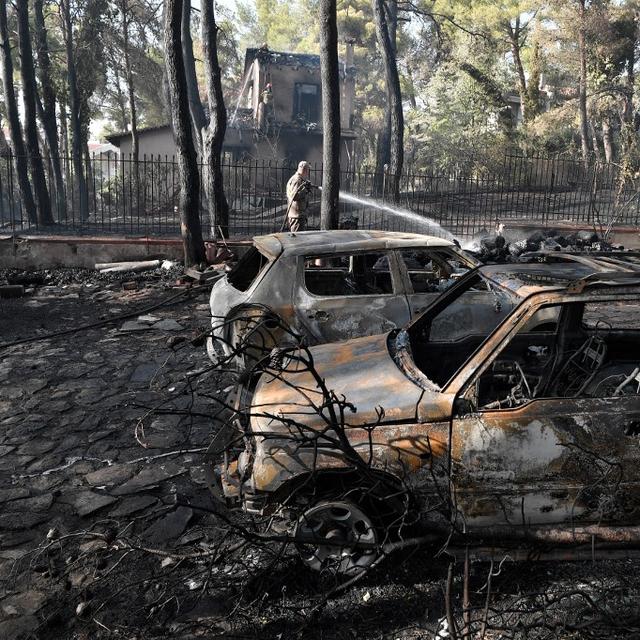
[1,152,639,240]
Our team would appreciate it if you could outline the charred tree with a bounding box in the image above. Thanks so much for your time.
[201,0,229,239]
[602,118,615,163]
[525,34,542,121]
[119,0,138,163]
[373,0,403,201]
[0,1,37,223]
[34,0,66,220]
[164,0,206,266]
[319,0,340,230]
[111,54,129,132]
[374,111,390,196]
[460,62,513,134]
[17,0,53,225]
[182,0,206,154]
[578,0,591,167]
[505,17,534,124]
[61,0,89,219]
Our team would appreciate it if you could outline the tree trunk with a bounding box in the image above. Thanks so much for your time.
[319,0,340,230]
[0,0,37,223]
[460,62,513,134]
[577,0,591,167]
[201,0,229,239]
[602,118,614,163]
[120,0,138,163]
[112,60,129,131]
[34,0,65,220]
[59,95,72,211]
[374,114,390,196]
[507,19,531,124]
[526,37,542,121]
[61,0,89,219]
[620,27,636,158]
[182,0,207,154]
[17,0,53,225]
[164,0,206,266]
[373,0,403,201]
[589,122,601,162]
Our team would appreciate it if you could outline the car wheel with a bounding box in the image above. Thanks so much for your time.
[294,500,379,575]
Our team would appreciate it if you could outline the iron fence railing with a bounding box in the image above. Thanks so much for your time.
[0,152,638,240]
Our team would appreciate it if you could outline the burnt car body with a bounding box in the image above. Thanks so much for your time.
[214,258,640,571]
[207,230,483,366]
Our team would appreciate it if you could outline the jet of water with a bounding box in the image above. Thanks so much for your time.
[230,68,254,127]
[338,191,455,241]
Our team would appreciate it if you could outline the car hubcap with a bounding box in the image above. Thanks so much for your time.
[294,501,378,574]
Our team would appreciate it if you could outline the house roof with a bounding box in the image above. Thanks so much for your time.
[244,47,320,74]
[105,124,170,146]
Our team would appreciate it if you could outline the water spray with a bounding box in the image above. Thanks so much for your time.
[337,191,455,241]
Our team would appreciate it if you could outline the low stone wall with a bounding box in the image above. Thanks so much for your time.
[0,235,251,270]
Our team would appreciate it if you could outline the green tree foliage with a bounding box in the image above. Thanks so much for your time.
[7,0,640,184]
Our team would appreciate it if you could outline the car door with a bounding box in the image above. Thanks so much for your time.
[395,248,513,335]
[396,247,473,316]
[294,249,411,343]
[450,300,640,533]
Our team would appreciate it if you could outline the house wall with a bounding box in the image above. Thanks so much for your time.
[260,63,322,123]
[115,128,177,159]
[110,125,354,179]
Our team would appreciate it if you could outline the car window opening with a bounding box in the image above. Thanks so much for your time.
[406,271,517,387]
[473,300,640,411]
[397,248,471,293]
[227,247,271,292]
[304,251,394,296]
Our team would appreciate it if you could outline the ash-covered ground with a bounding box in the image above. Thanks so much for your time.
[1,270,640,639]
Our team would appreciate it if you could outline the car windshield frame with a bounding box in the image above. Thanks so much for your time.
[390,267,523,392]
[406,267,521,341]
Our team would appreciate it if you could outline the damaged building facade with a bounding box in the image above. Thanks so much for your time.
[106,45,358,171]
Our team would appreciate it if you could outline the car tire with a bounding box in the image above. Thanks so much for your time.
[294,500,379,575]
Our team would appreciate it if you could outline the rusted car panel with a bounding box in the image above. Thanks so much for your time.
[451,396,640,529]
[293,250,411,342]
[208,230,479,364]
[216,258,640,554]
[251,334,425,430]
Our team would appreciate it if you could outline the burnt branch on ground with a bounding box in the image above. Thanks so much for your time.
[16,302,640,638]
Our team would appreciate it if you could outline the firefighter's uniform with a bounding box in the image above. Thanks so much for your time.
[286,171,311,232]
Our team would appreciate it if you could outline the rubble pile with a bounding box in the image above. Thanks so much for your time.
[0,262,185,289]
[468,228,626,263]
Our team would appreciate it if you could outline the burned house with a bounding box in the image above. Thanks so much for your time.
[105,45,357,170]
[226,45,357,168]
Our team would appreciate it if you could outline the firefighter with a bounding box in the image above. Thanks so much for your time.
[286,161,313,232]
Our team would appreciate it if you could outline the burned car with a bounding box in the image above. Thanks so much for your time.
[213,258,640,573]
[207,230,481,367]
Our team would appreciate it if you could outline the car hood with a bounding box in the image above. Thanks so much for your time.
[249,333,424,435]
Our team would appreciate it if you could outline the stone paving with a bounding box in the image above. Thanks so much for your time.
[5,271,640,640]
[0,278,226,638]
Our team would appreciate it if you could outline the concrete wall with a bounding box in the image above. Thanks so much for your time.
[0,236,185,270]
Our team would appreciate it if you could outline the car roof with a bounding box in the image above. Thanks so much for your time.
[520,250,640,271]
[253,230,454,259]
[480,259,640,298]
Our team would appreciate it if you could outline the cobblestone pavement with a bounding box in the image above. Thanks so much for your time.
[3,273,640,640]
[0,278,228,638]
